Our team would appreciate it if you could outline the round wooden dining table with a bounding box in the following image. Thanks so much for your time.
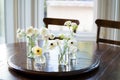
[0,41,120,80]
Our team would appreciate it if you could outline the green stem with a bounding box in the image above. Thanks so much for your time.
[27,36,36,58]
[58,40,68,64]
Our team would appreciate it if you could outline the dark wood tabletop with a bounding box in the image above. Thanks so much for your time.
[0,41,120,80]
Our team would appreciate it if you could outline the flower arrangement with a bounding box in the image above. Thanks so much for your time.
[17,26,40,40]
[64,21,78,38]
[48,34,77,65]
[39,27,55,52]
[17,26,40,58]
[16,21,78,65]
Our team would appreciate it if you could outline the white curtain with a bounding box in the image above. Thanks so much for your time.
[96,0,120,40]
[5,0,44,43]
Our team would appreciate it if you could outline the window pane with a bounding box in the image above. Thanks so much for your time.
[46,0,94,32]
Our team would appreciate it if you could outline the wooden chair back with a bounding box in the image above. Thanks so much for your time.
[43,17,79,33]
[95,19,120,45]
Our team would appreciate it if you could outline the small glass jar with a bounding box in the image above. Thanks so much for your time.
[58,52,68,66]
[34,55,46,65]
[58,44,69,66]
[42,39,49,53]
[27,37,37,58]
[57,40,69,66]
[34,54,46,71]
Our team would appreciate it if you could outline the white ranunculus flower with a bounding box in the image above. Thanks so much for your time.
[40,27,49,36]
[17,31,24,39]
[42,34,49,40]
[17,33,22,39]
[26,26,35,37]
[49,33,55,40]
[64,21,72,27]
[16,28,25,39]
[34,28,40,36]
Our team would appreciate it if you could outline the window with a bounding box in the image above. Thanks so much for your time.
[45,0,96,41]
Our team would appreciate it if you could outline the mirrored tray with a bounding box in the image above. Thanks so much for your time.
[8,50,100,77]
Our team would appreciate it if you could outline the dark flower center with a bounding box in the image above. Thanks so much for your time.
[51,43,53,45]
[37,50,39,52]
[71,42,73,44]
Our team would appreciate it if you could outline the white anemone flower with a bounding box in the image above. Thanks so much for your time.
[68,39,78,53]
[49,41,57,50]
[26,26,35,37]
[64,21,72,27]
[68,39,77,47]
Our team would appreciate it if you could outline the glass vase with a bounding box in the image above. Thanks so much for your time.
[27,37,37,58]
[42,39,48,53]
[58,52,68,66]
[58,40,69,66]
[34,55,46,64]
[34,55,46,71]
[58,49,68,65]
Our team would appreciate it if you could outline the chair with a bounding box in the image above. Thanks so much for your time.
[43,17,79,33]
[95,19,120,45]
